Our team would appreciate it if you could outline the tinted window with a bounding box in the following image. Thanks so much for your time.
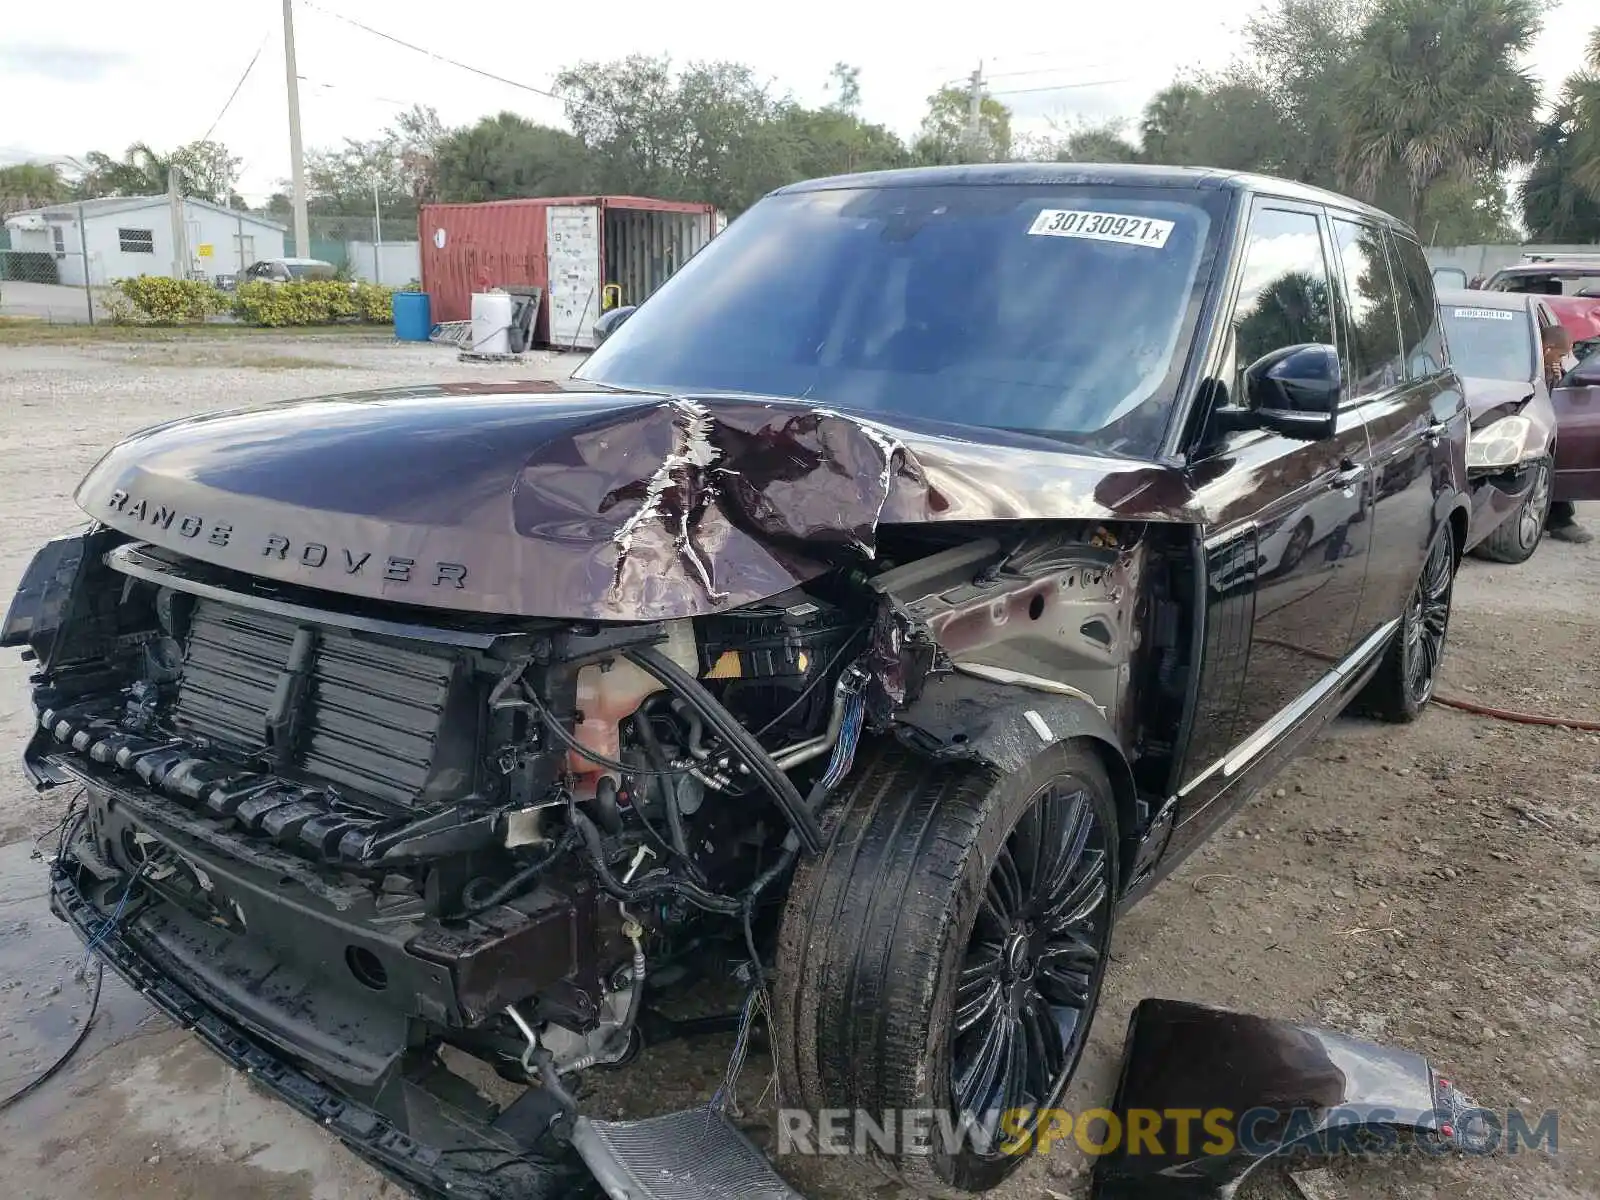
[576,185,1226,456]
[1440,305,1534,382]
[1331,218,1403,398]
[1387,232,1446,378]
[1229,207,1334,405]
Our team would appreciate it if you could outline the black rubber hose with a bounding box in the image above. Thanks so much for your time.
[631,713,692,862]
[626,646,824,855]
[570,809,741,915]
[459,830,578,916]
[528,1044,578,1116]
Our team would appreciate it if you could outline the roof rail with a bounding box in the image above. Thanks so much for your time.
[1521,252,1600,263]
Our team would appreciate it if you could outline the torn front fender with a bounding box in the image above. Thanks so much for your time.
[1089,999,1490,1200]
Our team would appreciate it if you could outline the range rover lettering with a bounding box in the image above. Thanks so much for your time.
[4,165,1469,1200]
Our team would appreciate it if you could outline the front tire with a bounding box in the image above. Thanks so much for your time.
[773,739,1118,1196]
[1354,522,1455,722]
[1471,457,1551,564]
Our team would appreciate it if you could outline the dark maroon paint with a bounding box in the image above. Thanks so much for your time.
[75,382,1207,622]
[1551,358,1600,501]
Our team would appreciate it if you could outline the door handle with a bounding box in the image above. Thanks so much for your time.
[1422,419,1450,444]
[1333,459,1366,489]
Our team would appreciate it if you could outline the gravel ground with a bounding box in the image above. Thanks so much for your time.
[0,335,1595,1200]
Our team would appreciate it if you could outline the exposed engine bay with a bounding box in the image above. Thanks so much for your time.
[13,515,1185,1119]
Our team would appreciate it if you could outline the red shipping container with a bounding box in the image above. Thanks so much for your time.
[418,195,722,348]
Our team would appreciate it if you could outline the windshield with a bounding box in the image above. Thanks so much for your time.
[575,183,1225,456]
[1441,305,1534,382]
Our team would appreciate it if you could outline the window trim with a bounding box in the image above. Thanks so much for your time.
[1177,194,1341,459]
[1384,229,1448,382]
[1326,210,1407,410]
[118,227,156,255]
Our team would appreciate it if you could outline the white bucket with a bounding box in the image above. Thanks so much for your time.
[470,291,514,355]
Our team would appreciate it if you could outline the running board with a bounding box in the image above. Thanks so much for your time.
[573,1109,804,1200]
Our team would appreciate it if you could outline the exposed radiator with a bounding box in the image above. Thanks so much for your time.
[172,599,459,808]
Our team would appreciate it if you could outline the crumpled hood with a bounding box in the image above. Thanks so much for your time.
[75,382,1201,620]
[1460,375,1535,428]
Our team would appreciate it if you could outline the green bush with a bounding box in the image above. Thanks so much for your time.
[354,282,394,323]
[232,279,396,326]
[112,275,226,324]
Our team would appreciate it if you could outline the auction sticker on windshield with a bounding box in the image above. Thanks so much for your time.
[1028,209,1174,248]
[1451,308,1516,321]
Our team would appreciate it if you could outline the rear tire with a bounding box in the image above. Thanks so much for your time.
[1471,457,1551,564]
[773,739,1118,1196]
[1353,522,1455,723]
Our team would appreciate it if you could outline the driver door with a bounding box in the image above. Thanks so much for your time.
[1167,200,1373,854]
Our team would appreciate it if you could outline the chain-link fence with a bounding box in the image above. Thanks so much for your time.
[1,196,107,323]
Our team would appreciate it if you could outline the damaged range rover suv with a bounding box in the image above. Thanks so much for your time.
[7,165,1469,1200]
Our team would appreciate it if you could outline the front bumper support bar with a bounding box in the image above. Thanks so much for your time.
[49,864,594,1200]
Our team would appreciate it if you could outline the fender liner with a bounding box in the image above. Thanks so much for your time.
[888,672,1143,886]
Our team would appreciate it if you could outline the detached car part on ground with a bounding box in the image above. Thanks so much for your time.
[6,164,1473,1200]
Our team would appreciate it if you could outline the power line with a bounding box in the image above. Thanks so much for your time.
[299,0,574,109]
[200,34,270,143]
[984,63,1116,81]
[989,78,1128,97]
[296,75,411,108]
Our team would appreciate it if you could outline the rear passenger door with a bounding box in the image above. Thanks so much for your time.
[1348,229,1464,638]
[1327,216,1410,645]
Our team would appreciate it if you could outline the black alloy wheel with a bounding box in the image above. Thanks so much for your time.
[1402,528,1454,708]
[951,780,1110,1153]
[1355,521,1456,723]
[774,739,1119,1196]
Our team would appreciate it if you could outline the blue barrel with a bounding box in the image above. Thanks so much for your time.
[393,290,432,341]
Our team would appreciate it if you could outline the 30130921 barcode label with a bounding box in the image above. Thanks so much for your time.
[1028,209,1175,248]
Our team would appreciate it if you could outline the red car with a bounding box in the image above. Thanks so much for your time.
[1480,255,1600,362]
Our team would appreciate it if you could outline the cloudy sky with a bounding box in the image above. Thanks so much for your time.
[0,0,1591,202]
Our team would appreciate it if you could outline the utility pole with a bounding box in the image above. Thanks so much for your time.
[282,0,310,257]
[168,167,186,280]
[76,201,94,325]
[966,62,985,161]
[372,175,383,286]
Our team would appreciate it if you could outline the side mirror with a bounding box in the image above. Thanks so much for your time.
[1213,344,1342,441]
[593,305,637,346]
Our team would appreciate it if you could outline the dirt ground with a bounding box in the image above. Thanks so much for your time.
[0,335,1595,1200]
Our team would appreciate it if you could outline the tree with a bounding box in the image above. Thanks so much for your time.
[168,140,242,204]
[558,55,805,211]
[303,105,444,216]
[1338,0,1542,224]
[826,63,862,113]
[1520,27,1600,239]
[913,86,1012,164]
[0,162,70,212]
[1522,108,1600,241]
[1235,0,1372,187]
[1139,80,1292,172]
[1043,119,1142,164]
[75,139,240,202]
[432,113,593,202]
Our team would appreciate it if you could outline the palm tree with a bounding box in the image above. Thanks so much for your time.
[1519,27,1600,241]
[75,143,175,198]
[1338,0,1541,225]
[1570,28,1600,198]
